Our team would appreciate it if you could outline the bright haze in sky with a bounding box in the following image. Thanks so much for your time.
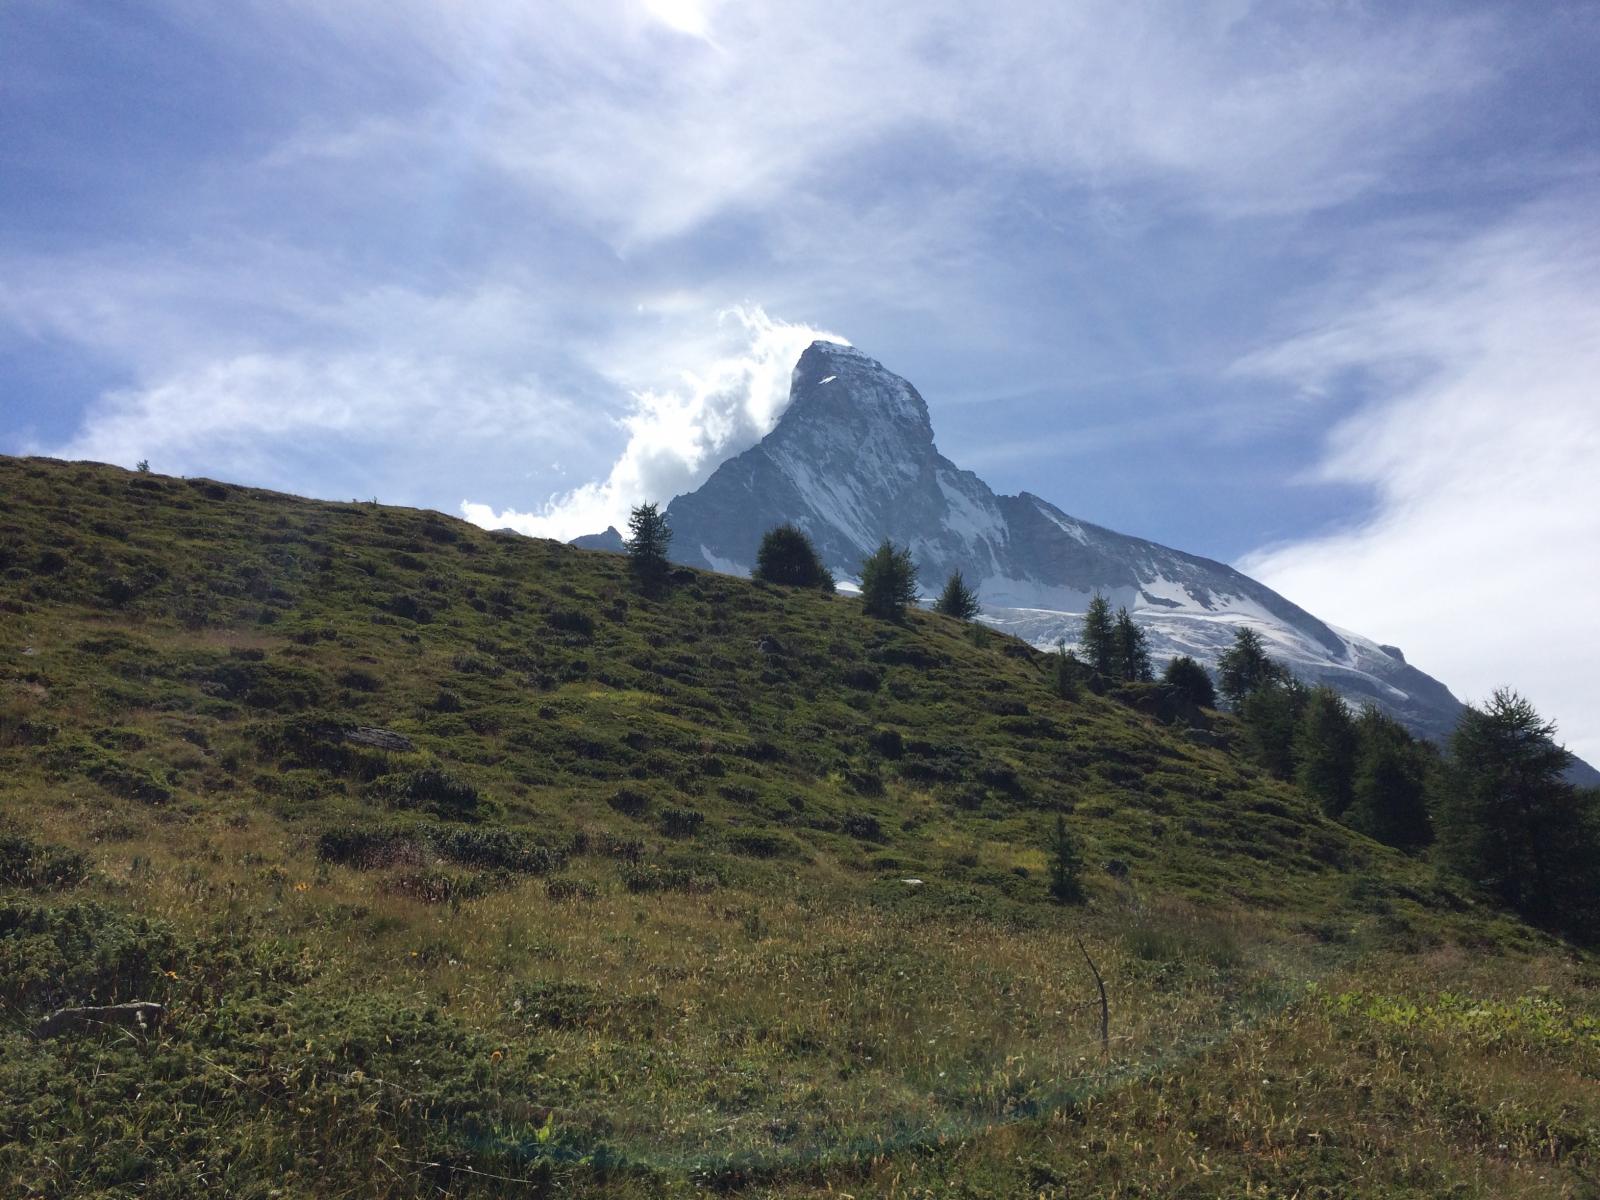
[2,1,1597,761]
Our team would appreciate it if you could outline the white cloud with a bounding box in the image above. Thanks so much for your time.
[641,0,718,40]
[1237,195,1600,764]
[245,0,1498,248]
[40,348,592,503]
[461,306,845,539]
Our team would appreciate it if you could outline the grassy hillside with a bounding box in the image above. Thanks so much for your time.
[2,455,1596,1199]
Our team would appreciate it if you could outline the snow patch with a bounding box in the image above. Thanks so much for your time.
[699,546,749,576]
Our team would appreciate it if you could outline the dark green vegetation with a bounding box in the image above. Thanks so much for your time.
[2,455,1598,1199]
[752,524,834,592]
[857,539,919,620]
[932,570,980,622]
[1221,628,1600,939]
[623,502,672,592]
[1079,594,1153,684]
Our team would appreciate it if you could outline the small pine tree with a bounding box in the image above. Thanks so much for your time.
[1080,595,1117,679]
[135,459,151,474]
[858,540,919,620]
[1048,812,1084,903]
[625,503,672,590]
[934,571,980,621]
[754,524,832,590]
[1112,607,1152,682]
[1161,655,1216,709]
[1053,641,1084,700]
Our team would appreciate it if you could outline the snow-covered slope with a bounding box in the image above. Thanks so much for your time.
[581,340,1577,764]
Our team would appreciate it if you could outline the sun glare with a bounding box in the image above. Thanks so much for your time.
[642,0,713,39]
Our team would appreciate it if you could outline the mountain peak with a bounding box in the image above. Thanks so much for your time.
[779,340,932,444]
[646,341,1497,760]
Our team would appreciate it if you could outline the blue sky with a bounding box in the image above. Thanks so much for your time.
[3,0,1598,759]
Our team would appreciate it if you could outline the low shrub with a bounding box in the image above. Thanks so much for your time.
[0,832,91,890]
[366,767,482,820]
[659,806,705,837]
[607,787,652,818]
[842,813,885,842]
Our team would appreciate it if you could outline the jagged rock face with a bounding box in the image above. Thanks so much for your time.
[603,340,1480,747]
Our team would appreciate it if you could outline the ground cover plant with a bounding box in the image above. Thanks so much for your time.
[2,456,1596,1198]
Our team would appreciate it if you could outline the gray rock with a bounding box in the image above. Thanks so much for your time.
[345,727,415,752]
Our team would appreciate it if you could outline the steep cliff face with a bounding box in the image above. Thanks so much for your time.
[600,340,1491,751]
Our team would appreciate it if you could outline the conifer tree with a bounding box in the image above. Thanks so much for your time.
[1436,689,1596,926]
[1295,687,1358,818]
[1161,655,1216,709]
[1048,812,1084,903]
[933,570,980,621]
[754,524,833,591]
[1217,626,1282,708]
[1240,676,1307,780]
[1112,607,1153,682]
[625,502,672,591]
[1346,709,1434,851]
[1080,595,1117,678]
[1053,642,1084,700]
[858,540,919,620]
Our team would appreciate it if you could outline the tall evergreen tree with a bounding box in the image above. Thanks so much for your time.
[1112,607,1153,682]
[933,571,980,621]
[1295,687,1358,818]
[858,540,919,620]
[1217,626,1282,708]
[1436,689,1595,927]
[1080,595,1117,678]
[1240,676,1306,780]
[1346,709,1433,851]
[625,503,672,591]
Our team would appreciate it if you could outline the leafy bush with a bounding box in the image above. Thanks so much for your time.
[0,832,91,890]
[607,786,652,818]
[866,728,904,758]
[842,813,885,842]
[365,767,482,819]
[619,862,714,893]
[429,826,566,874]
[660,806,705,837]
[316,827,422,869]
[842,665,882,692]
[0,901,178,1011]
[548,608,596,638]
